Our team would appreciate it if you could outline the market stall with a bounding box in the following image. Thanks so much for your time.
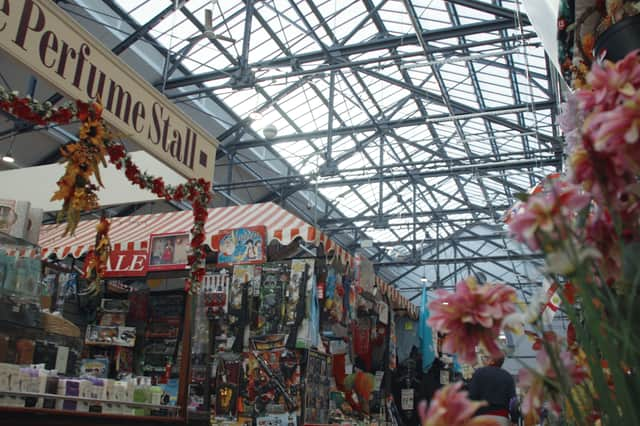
[0,201,418,426]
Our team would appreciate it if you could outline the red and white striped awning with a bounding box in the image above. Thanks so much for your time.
[375,276,419,319]
[39,202,321,260]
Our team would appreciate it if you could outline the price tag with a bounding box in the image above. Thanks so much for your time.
[374,371,384,390]
[400,388,414,410]
[440,369,450,385]
[404,321,413,331]
[377,302,389,324]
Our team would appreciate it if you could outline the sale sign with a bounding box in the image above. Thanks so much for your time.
[104,250,148,277]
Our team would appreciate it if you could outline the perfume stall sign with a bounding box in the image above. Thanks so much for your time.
[0,0,218,180]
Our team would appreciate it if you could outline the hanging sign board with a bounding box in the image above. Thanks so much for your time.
[0,0,218,180]
[212,226,266,266]
[83,249,148,278]
[104,249,148,278]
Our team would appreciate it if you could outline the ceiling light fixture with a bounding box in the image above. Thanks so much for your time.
[262,123,277,139]
[2,135,16,163]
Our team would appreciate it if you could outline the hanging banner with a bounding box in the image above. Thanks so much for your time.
[212,226,266,266]
[0,0,218,180]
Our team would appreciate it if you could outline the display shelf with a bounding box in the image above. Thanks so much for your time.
[0,390,181,412]
[0,406,186,425]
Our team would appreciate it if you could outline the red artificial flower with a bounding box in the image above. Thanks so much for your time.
[193,267,206,282]
[76,100,90,122]
[51,108,74,124]
[190,233,205,248]
[107,144,126,163]
[152,178,165,196]
[124,161,140,181]
[12,98,33,120]
[173,186,184,201]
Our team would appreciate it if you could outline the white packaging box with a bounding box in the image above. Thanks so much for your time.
[0,199,30,240]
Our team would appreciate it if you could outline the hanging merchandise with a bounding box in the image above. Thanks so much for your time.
[288,259,316,349]
[255,263,288,337]
[325,271,345,323]
[241,349,300,417]
[287,260,309,349]
[203,269,231,318]
[388,309,398,371]
[352,319,372,371]
[303,350,331,425]
[229,264,261,352]
[212,356,242,420]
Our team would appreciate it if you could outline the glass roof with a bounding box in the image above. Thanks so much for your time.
[64,0,561,294]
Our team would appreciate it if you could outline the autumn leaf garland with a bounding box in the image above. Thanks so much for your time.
[0,90,213,294]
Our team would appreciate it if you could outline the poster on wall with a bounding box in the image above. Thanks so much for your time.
[147,232,190,271]
[213,227,266,266]
[303,350,331,424]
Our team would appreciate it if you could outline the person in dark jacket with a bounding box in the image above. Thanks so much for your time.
[468,356,519,426]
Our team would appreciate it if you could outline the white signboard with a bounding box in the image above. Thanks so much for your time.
[0,0,218,180]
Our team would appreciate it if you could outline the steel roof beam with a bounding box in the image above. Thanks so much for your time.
[357,67,559,146]
[213,156,559,191]
[373,233,510,248]
[319,205,511,225]
[111,2,179,54]
[445,0,530,25]
[376,253,543,267]
[160,18,530,89]
[222,100,555,149]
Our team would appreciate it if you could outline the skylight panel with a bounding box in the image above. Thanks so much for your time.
[451,7,497,24]
[125,0,172,23]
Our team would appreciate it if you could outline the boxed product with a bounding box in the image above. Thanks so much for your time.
[24,208,43,246]
[0,363,20,407]
[79,358,110,378]
[19,367,46,408]
[0,199,30,240]
[56,379,80,411]
[85,325,136,347]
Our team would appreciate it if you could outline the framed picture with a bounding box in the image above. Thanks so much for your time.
[147,232,190,271]
[212,226,266,266]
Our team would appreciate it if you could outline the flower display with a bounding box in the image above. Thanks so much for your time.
[0,89,213,294]
[83,216,112,296]
[518,342,589,417]
[507,178,590,252]
[417,382,500,426]
[427,277,517,364]
[50,101,107,236]
[0,87,74,125]
[502,51,640,424]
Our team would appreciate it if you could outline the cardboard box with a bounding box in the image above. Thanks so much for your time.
[0,199,30,240]
[25,207,43,245]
